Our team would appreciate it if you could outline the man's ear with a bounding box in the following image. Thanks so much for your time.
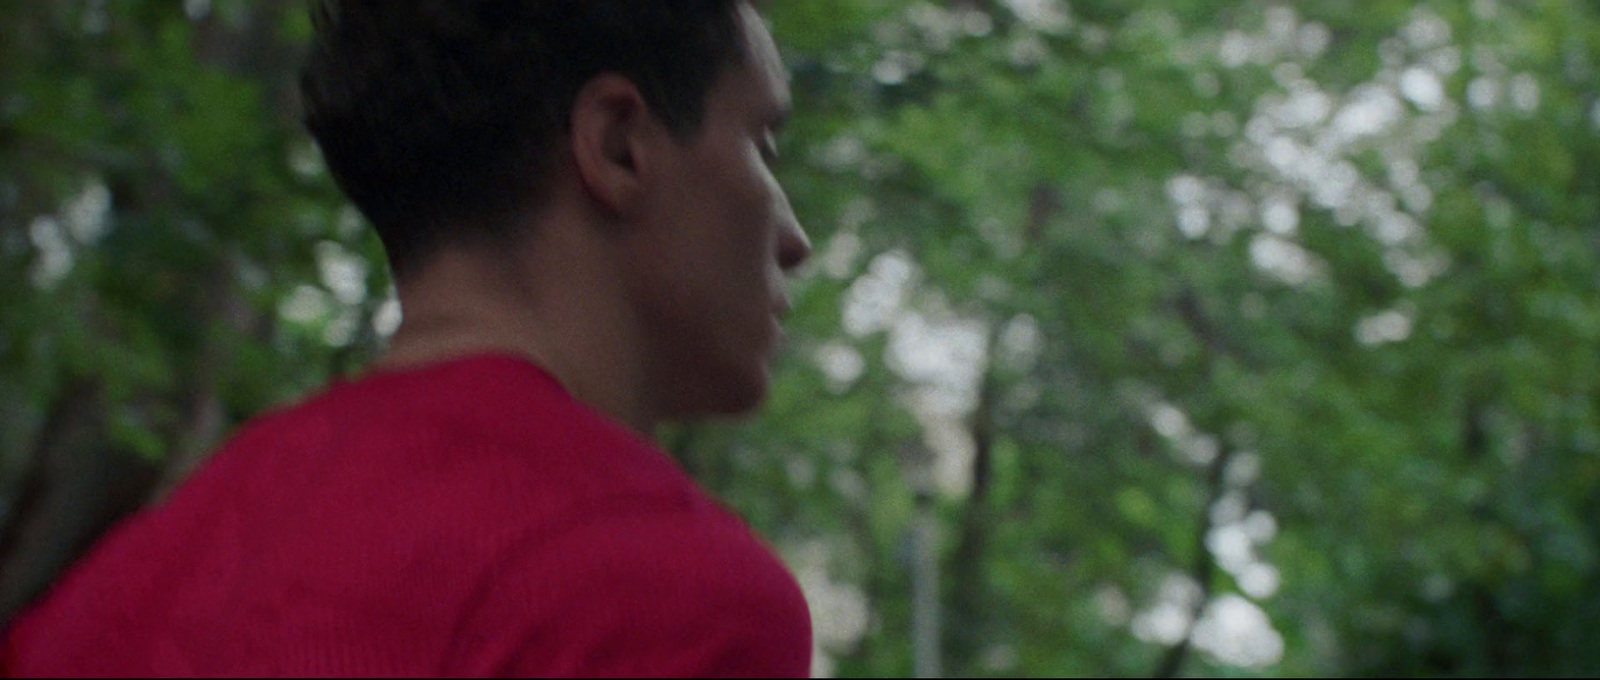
[570,74,657,217]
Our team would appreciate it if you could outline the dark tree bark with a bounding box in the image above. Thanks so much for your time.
[0,381,159,622]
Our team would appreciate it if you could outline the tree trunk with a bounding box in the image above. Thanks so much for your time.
[0,381,159,622]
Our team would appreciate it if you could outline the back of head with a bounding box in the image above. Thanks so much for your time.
[300,0,747,279]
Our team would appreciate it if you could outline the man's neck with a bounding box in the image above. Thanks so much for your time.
[372,234,659,437]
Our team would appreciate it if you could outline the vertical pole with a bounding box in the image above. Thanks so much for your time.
[911,490,941,678]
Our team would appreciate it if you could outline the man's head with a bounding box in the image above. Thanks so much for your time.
[300,0,752,278]
[302,1,811,422]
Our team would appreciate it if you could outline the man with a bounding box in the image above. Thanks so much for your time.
[3,0,815,675]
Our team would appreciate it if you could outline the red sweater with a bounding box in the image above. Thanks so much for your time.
[4,354,812,677]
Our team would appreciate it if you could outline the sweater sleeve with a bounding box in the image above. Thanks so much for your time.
[446,504,813,678]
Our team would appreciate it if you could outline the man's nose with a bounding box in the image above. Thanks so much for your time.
[776,202,811,273]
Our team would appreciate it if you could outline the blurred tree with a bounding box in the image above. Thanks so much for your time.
[0,0,384,618]
[1,0,1596,677]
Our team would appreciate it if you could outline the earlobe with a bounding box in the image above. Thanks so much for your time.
[570,74,652,216]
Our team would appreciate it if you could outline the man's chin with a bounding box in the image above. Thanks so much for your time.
[667,366,771,420]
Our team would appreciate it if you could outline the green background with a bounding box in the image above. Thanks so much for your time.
[2,0,1598,676]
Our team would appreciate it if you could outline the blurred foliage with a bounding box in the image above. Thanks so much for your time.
[2,0,1598,677]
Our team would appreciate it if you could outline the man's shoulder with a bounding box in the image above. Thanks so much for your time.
[72,351,706,620]
[451,498,814,676]
[232,352,608,452]
[1,354,734,675]
[225,352,686,500]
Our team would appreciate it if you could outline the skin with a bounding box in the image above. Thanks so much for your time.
[373,2,811,437]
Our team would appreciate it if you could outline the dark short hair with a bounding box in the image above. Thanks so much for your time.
[300,0,748,277]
